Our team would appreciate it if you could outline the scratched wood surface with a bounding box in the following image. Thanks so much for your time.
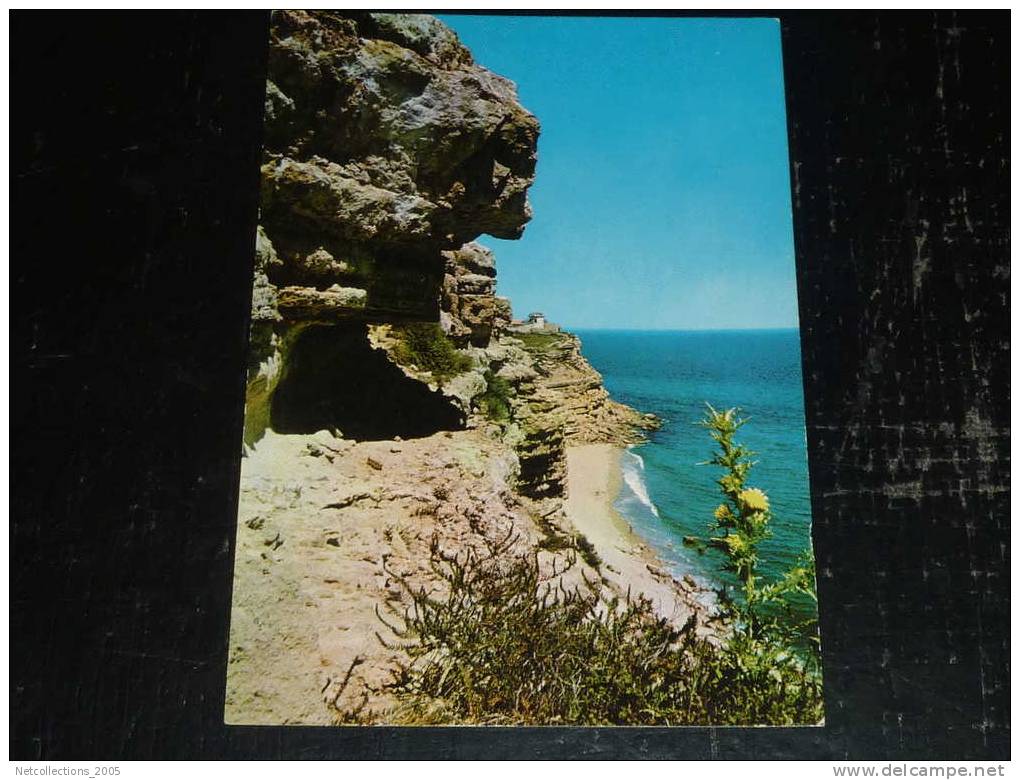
[11,11,1008,759]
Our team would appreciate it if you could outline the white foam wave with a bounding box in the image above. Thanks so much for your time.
[621,450,660,518]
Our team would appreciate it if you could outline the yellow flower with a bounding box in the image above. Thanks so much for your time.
[713,504,732,521]
[739,488,770,512]
[720,474,741,493]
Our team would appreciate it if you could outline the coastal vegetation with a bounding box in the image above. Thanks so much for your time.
[390,323,473,385]
[691,405,821,655]
[513,331,567,353]
[369,407,823,726]
[477,370,513,422]
[535,514,603,570]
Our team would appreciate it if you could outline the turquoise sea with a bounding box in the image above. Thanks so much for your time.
[573,328,816,623]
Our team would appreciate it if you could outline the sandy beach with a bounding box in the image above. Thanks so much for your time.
[563,443,710,629]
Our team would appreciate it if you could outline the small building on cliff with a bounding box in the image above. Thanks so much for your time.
[509,311,561,334]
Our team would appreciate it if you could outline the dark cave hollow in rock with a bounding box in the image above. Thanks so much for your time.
[270,323,466,441]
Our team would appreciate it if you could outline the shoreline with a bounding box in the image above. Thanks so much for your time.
[562,443,713,631]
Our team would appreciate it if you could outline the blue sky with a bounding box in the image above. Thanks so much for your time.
[438,15,799,331]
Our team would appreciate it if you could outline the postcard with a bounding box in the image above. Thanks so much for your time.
[226,11,821,726]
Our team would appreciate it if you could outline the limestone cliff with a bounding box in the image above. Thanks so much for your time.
[245,11,539,447]
[228,12,710,726]
[496,329,661,498]
[255,10,538,329]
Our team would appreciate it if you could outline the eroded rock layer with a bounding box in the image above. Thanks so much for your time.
[256,10,539,333]
[245,11,540,446]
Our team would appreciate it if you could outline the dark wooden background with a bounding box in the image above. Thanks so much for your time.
[11,11,1009,760]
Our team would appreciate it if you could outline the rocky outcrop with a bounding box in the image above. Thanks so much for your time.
[256,10,539,331]
[227,427,551,724]
[440,242,498,346]
[519,332,660,445]
[242,9,653,538]
[245,11,539,446]
[474,331,659,499]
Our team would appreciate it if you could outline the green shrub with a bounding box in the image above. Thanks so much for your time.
[390,323,472,385]
[477,370,513,422]
[535,515,602,570]
[381,533,698,725]
[376,531,821,725]
[571,531,602,570]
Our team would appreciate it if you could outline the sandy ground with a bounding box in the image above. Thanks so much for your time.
[224,427,542,725]
[225,434,715,726]
[563,444,713,629]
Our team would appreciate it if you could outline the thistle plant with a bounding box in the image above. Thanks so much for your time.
[696,403,821,651]
[702,406,769,612]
